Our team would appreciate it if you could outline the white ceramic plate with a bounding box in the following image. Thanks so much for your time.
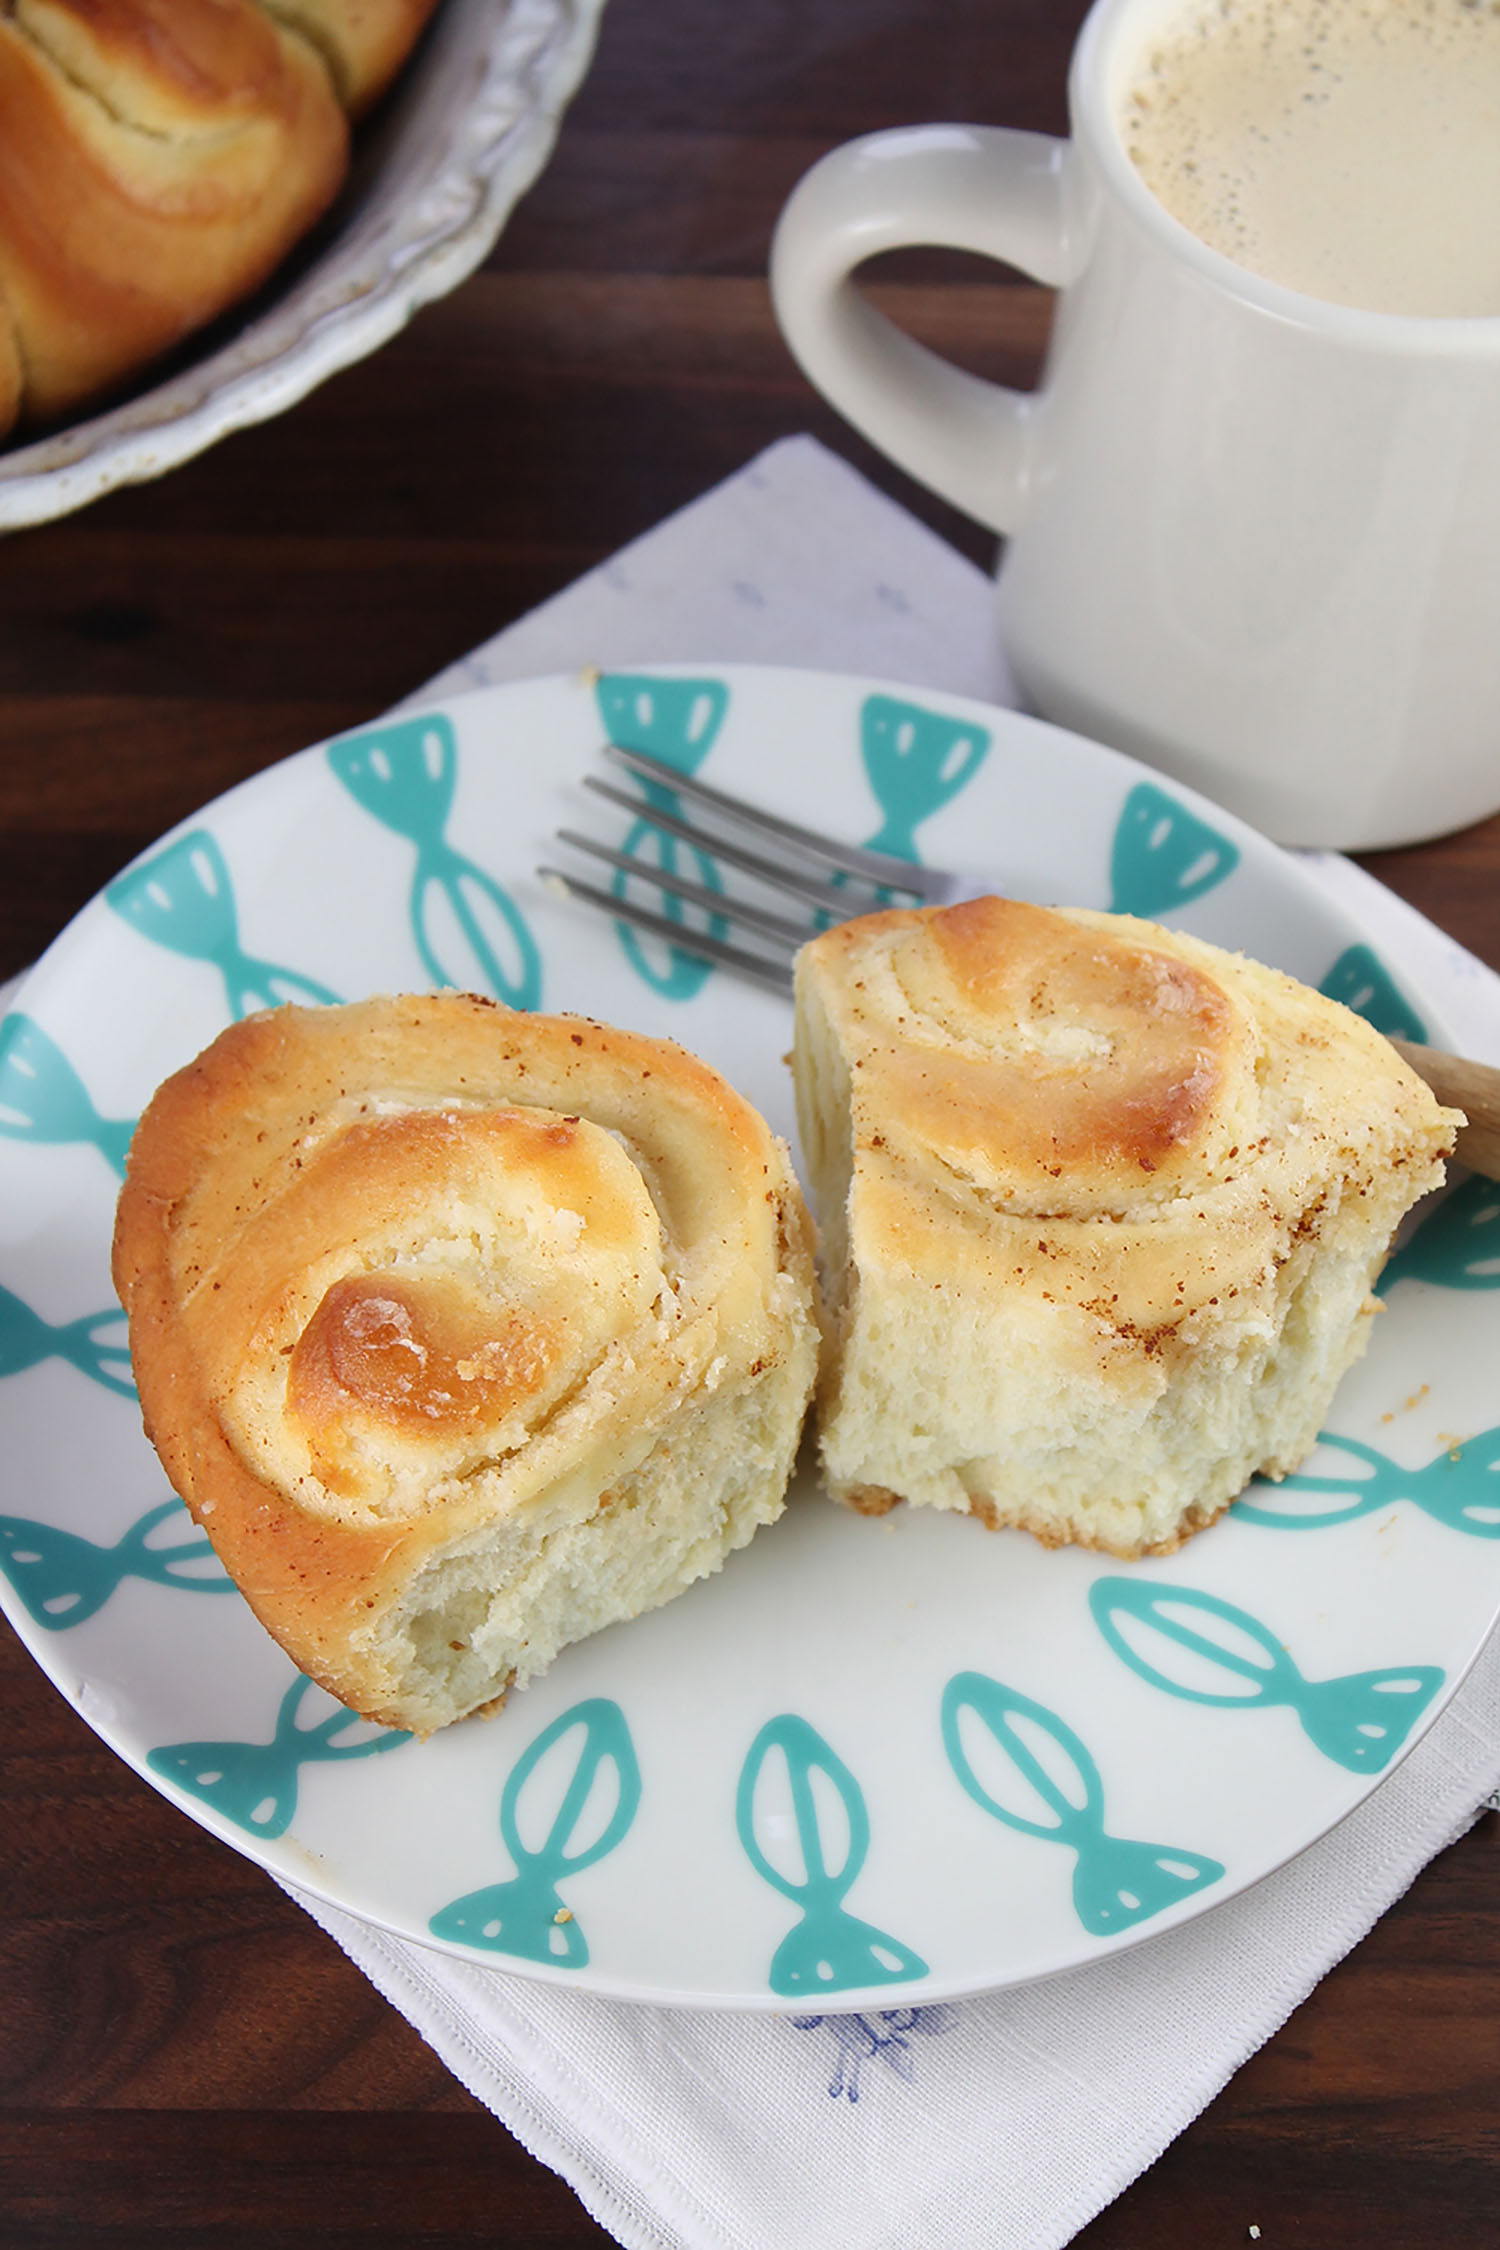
[2,664,1497,2011]
[0,0,607,530]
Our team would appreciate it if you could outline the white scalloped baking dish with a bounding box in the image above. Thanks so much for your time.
[0,0,607,532]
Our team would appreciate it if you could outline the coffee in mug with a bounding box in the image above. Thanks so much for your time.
[1122,0,1500,317]
[770,0,1500,849]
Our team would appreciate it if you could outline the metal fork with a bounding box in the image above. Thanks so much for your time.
[537,743,1500,1182]
[538,741,985,997]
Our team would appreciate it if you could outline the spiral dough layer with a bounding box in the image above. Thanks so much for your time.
[114,994,819,1731]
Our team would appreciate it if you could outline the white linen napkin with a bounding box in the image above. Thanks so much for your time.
[25,434,1498,2250]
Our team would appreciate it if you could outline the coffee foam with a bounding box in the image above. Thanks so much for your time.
[1120,0,1500,316]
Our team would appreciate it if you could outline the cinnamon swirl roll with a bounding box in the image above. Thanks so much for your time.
[794,897,1459,1556]
[114,995,818,1732]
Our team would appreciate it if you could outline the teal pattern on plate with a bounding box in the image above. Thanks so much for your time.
[328,713,541,1009]
[596,672,730,1000]
[1382,1177,1500,1292]
[107,831,341,1019]
[429,1698,640,1966]
[940,1672,1224,1936]
[1234,1428,1500,1539]
[1108,783,1239,917]
[147,1675,408,1839]
[1089,1578,1443,1773]
[811,694,992,931]
[1319,943,1427,1044]
[736,1714,928,1997]
[857,694,990,865]
[0,1280,133,1398]
[0,1497,232,1629]
[0,1014,135,1176]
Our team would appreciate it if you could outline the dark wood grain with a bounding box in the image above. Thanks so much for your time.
[1,0,1497,2244]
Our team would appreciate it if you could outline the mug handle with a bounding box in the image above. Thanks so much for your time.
[770,125,1073,535]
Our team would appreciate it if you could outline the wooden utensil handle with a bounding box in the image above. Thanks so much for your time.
[1390,1039,1500,1183]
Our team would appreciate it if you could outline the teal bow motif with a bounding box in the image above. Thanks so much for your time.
[0,1014,135,1176]
[857,695,990,866]
[106,831,341,1020]
[1089,1578,1443,1773]
[810,695,993,933]
[736,1714,928,1998]
[0,1281,134,1398]
[428,1698,640,1966]
[940,1672,1224,1936]
[327,713,542,1009]
[596,672,730,1000]
[147,1675,408,1840]
[0,1497,233,1629]
[1234,1428,1500,1539]
[1319,944,1427,1044]
[1108,783,1240,917]
[1382,1176,1500,1292]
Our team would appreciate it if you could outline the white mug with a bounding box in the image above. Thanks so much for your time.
[769,0,1500,851]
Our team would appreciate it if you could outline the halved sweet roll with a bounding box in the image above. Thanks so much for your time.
[793,897,1460,1557]
[114,995,818,1731]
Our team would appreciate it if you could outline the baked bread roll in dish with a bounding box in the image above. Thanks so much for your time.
[794,897,1460,1558]
[113,995,819,1733]
[258,0,441,114]
[0,0,440,438]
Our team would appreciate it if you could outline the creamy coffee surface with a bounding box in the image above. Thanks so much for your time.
[1121,0,1500,315]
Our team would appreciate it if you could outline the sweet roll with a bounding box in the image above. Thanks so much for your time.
[793,896,1460,1555]
[114,994,819,1732]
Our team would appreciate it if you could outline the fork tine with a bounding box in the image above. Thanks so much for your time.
[555,828,813,948]
[537,866,795,998]
[582,776,868,919]
[602,742,953,903]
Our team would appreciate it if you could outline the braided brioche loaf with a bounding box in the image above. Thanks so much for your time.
[113,996,819,1733]
[794,896,1460,1557]
[0,0,440,438]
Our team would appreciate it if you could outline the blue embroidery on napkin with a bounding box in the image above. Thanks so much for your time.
[791,2005,960,2103]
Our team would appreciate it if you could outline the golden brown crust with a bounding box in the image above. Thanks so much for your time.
[800,897,1453,1332]
[0,0,440,438]
[0,0,348,424]
[0,295,21,432]
[842,1484,902,1517]
[257,0,439,114]
[114,994,818,1725]
[808,896,1249,1212]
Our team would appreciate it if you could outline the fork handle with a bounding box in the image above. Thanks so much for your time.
[1389,1039,1500,1183]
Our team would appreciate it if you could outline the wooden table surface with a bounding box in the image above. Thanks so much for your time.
[2,2,1497,2244]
